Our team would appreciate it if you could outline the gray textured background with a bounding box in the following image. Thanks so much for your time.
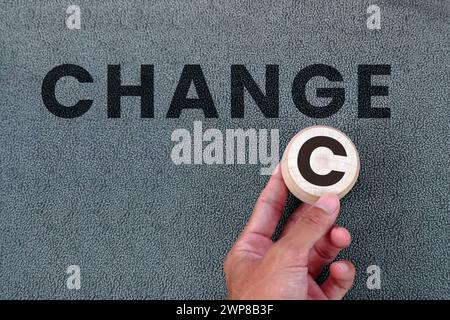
[0,0,449,299]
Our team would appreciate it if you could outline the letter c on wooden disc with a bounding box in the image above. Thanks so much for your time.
[281,125,360,204]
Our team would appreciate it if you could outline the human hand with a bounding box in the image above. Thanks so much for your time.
[224,165,355,300]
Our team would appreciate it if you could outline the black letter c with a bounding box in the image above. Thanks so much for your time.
[297,136,347,186]
[41,64,93,118]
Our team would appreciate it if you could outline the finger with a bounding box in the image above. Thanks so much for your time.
[241,164,288,240]
[321,260,356,300]
[308,226,352,278]
[276,194,340,265]
[279,202,313,238]
[307,276,327,300]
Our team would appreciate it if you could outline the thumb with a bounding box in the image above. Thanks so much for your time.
[276,194,340,265]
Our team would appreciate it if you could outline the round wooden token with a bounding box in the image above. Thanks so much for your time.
[281,125,360,204]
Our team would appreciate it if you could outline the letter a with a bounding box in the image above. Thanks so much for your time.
[66,265,81,290]
[366,265,381,290]
[367,5,381,30]
[66,5,81,30]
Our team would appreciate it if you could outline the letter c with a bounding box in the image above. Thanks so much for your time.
[41,64,93,118]
[297,136,347,186]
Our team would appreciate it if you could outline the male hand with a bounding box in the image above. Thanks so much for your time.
[224,165,355,300]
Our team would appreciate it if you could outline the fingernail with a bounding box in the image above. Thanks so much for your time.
[314,194,339,214]
[338,262,348,272]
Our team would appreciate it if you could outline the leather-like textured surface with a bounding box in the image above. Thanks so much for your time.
[0,0,448,299]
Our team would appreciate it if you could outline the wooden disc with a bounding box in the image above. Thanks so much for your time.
[281,125,360,204]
